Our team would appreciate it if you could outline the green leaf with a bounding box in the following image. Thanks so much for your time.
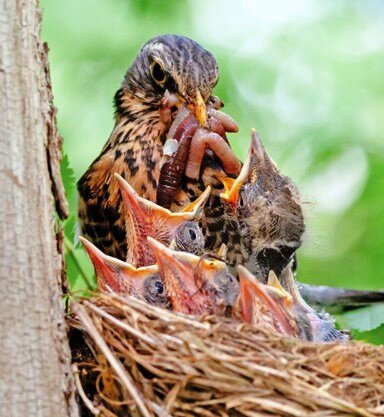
[336,304,384,333]
[352,324,384,345]
[64,214,77,245]
[65,236,96,293]
[60,152,77,218]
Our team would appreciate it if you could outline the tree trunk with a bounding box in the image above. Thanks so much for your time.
[0,1,78,416]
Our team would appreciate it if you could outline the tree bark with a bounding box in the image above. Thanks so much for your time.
[0,1,78,416]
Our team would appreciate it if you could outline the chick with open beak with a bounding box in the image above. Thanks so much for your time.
[236,266,309,339]
[280,268,349,343]
[80,236,169,308]
[115,173,209,267]
[220,129,305,281]
[147,237,239,316]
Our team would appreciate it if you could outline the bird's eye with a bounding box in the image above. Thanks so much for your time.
[189,228,197,241]
[154,280,164,294]
[143,274,169,307]
[150,61,166,84]
[175,221,205,255]
[238,193,245,208]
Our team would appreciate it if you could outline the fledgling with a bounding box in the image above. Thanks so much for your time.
[115,173,209,266]
[220,129,305,281]
[147,237,239,316]
[279,268,349,343]
[236,266,312,340]
[80,236,169,308]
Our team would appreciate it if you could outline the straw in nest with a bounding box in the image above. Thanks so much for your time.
[70,292,384,417]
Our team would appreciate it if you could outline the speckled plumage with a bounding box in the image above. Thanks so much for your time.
[221,130,305,280]
[77,34,238,260]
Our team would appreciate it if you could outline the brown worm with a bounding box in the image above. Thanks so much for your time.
[207,116,228,144]
[156,113,200,209]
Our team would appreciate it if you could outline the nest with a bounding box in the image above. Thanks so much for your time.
[70,292,384,417]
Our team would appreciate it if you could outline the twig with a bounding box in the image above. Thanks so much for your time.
[72,363,101,416]
[73,303,154,417]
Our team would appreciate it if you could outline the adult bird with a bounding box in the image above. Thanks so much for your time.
[78,34,240,260]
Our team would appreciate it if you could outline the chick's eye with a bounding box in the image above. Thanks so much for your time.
[154,280,164,294]
[175,221,205,255]
[189,228,197,241]
[150,61,166,83]
[238,193,245,208]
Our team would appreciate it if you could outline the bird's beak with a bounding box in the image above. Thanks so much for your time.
[219,129,262,204]
[115,174,210,265]
[216,243,227,260]
[219,176,243,206]
[280,268,312,313]
[267,270,293,307]
[237,265,296,336]
[179,186,211,214]
[116,173,209,222]
[220,128,277,205]
[191,89,208,127]
[80,236,157,294]
[80,236,123,292]
[147,237,212,314]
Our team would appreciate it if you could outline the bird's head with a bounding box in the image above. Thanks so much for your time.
[119,34,219,126]
[236,266,300,337]
[115,173,209,267]
[220,130,305,278]
[147,237,237,315]
[79,236,168,307]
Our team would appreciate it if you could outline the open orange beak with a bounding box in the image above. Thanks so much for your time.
[79,236,158,295]
[147,237,214,315]
[114,173,210,266]
[237,265,296,336]
[219,129,267,205]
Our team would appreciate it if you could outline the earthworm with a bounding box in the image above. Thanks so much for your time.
[156,104,240,208]
[207,116,227,140]
[156,113,199,208]
[185,129,241,180]
[208,108,239,133]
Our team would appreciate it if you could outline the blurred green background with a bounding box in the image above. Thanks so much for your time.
[40,0,384,338]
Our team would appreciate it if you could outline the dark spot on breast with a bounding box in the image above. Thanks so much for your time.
[130,166,139,177]
[104,206,120,223]
[111,224,126,243]
[87,204,104,221]
[78,183,92,201]
[205,235,216,250]
[114,149,122,159]
[92,224,109,238]
[211,181,225,190]
[221,232,229,245]
[231,231,240,244]
[208,221,224,233]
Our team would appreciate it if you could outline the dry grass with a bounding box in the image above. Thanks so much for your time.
[70,292,384,417]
